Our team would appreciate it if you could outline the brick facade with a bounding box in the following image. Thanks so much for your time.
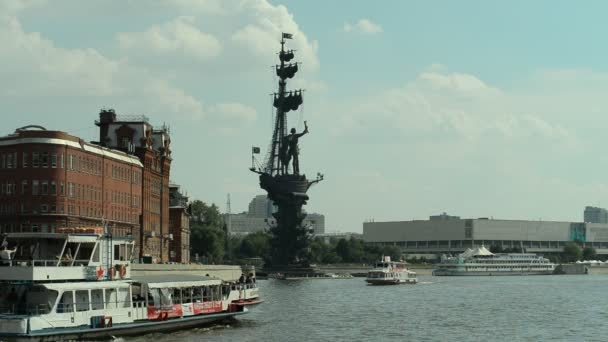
[0,127,142,255]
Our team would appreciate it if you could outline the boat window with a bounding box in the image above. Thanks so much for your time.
[172,288,182,304]
[24,285,58,315]
[182,287,193,304]
[57,291,74,313]
[75,243,95,265]
[211,286,220,301]
[91,244,100,263]
[91,289,104,310]
[75,290,89,312]
[105,288,117,309]
[117,288,130,308]
[149,288,173,309]
[192,287,203,303]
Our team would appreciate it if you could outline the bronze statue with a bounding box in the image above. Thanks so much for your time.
[281,121,308,174]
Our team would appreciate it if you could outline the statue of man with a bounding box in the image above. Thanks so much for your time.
[283,121,309,174]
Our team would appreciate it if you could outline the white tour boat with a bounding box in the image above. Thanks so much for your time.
[0,228,251,341]
[433,246,556,276]
[365,256,418,285]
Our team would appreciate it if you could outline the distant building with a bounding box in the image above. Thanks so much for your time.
[304,213,325,235]
[226,194,325,236]
[226,213,274,236]
[169,184,190,263]
[584,206,608,223]
[364,215,608,257]
[316,232,362,244]
[248,194,275,218]
[429,212,460,221]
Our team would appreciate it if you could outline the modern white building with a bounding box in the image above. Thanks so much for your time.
[364,215,608,257]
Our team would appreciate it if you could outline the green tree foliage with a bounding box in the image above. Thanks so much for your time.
[562,242,582,262]
[239,231,271,260]
[582,246,596,260]
[189,200,225,263]
[381,245,403,261]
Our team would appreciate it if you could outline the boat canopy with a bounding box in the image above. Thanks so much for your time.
[461,246,494,258]
[133,274,222,289]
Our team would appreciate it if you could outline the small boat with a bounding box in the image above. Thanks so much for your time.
[365,256,417,285]
[0,229,251,341]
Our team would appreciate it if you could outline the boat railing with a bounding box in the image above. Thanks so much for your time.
[0,303,51,315]
[1,258,91,267]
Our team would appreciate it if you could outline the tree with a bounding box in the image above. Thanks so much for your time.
[189,200,225,262]
[239,231,271,260]
[583,246,596,261]
[562,242,582,262]
[382,245,402,261]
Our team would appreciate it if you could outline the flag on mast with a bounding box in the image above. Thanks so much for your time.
[252,146,261,154]
[282,32,293,39]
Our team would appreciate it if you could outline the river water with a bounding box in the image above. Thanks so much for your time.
[126,275,608,342]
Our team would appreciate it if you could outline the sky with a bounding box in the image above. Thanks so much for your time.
[4,0,608,233]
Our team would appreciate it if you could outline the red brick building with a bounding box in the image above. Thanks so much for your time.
[169,184,190,263]
[95,110,172,263]
[0,109,178,264]
[0,125,143,254]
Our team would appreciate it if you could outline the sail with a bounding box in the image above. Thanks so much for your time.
[273,91,303,113]
[276,63,298,80]
[280,50,295,62]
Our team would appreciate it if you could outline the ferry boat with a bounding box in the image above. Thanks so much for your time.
[0,228,250,341]
[433,246,556,276]
[365,256,418,285]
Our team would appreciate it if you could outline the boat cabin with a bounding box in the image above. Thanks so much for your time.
[0,229,134,282]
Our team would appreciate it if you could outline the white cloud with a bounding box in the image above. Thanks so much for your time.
[343,18,383,34]
[117,16,221,61]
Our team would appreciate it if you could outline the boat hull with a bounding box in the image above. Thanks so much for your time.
[0,310,247,342]
[365,278,418,285]
[433,270,554,276]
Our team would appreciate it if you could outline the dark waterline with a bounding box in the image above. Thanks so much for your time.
[124,275,608,342]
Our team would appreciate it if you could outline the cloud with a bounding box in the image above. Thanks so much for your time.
[343,19,383,34]
[117,16,221,62]
[329,67,574,146]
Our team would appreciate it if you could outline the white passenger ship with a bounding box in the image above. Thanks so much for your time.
[433,246,556,276]
[0,228,254,341]
[365,256,418,285]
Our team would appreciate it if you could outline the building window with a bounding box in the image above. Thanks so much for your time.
[41,204,48,213]
[51,153,58,168]
[1,181,5,195]
[51,205,56,213]
[22,153,28,168]
[42,180,48,195]
[32,180,39,195]
[69,182,74,197]
[1,154,5,169]
[31,224,39,233]
[61,153,65,168]
[60,181,65,195]
[33,152,40,168]
[69,155,74,170]
[41,152,49,168]
[6,153,13,168]
[51,181,57,195]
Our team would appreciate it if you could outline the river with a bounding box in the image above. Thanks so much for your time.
[125,275,608,341]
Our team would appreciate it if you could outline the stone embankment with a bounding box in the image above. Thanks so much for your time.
[131,263,244,282]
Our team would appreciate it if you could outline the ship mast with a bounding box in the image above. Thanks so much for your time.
[266,33,302,176]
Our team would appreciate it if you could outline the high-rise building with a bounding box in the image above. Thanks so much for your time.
[247,194,275,218]
[584,206,608,223]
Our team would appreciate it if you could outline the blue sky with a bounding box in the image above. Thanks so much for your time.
[3,0,608,232]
